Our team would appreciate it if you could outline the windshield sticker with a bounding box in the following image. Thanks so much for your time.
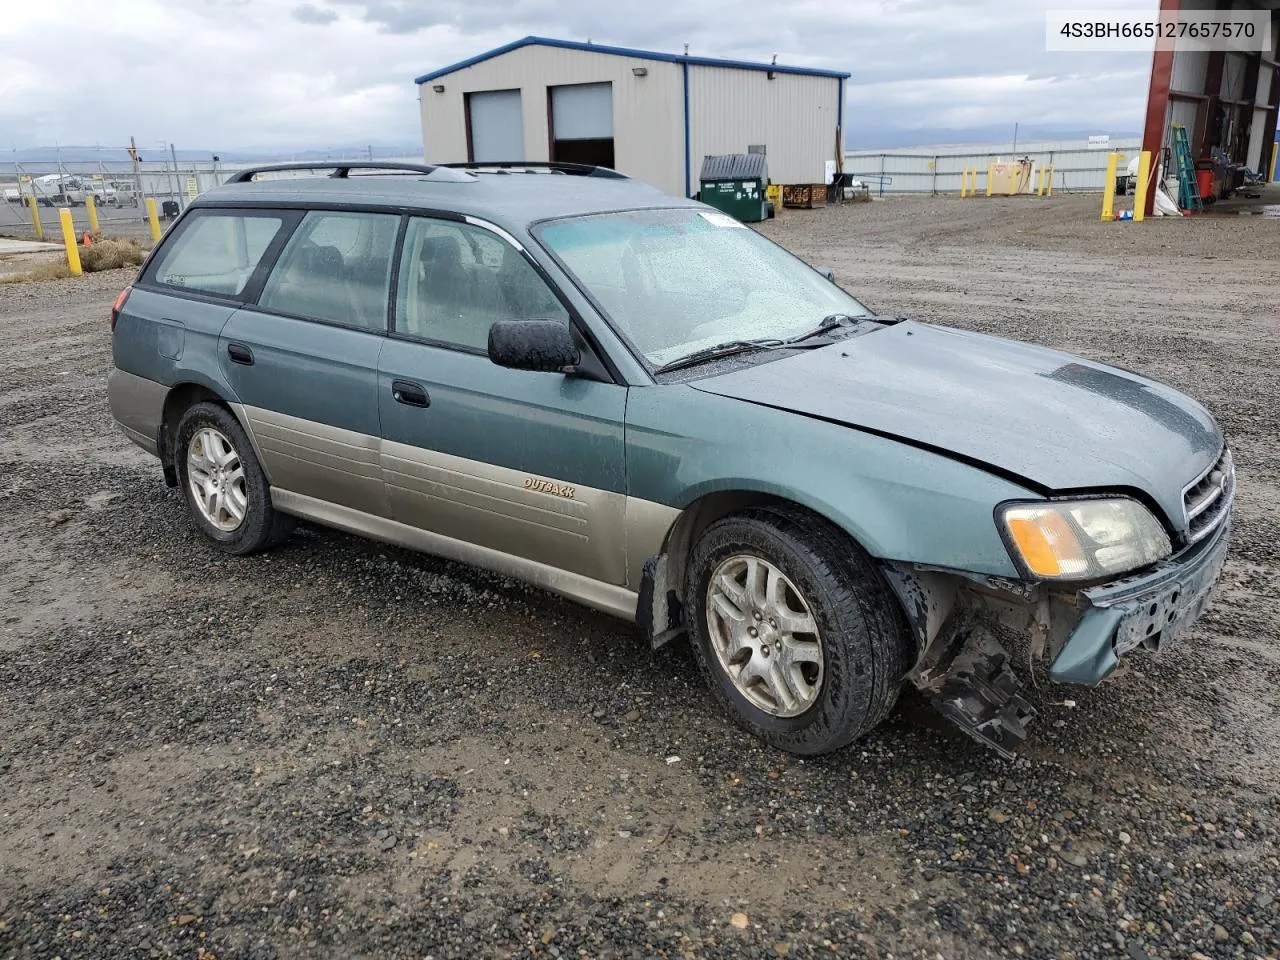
[697,211,747,229]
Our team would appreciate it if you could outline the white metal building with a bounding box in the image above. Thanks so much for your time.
[414,36,849,198]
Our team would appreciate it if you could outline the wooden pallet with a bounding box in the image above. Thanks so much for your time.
[781,184,827,209]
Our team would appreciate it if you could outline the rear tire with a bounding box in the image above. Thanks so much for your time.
[175,401,292,555]
[685,506,913,755]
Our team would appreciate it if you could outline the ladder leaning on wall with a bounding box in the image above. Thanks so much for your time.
[1171,125,1203,212]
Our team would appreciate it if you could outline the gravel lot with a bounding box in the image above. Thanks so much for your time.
[1,192,1277,959]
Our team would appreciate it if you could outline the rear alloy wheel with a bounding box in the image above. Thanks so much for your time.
[186,427,248,532]
[175,401,292,554]
[686,506,913,755]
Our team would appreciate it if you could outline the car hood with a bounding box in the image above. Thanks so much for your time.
[690,320,1222,530]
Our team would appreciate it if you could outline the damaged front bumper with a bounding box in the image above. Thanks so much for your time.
[884,519,1231,758]
[1049,519,1231,685]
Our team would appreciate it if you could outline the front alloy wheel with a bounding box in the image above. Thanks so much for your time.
[706,554,824,717]
[686,506,914,755]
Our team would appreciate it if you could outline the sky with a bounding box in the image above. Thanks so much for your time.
[0,0,1152,154]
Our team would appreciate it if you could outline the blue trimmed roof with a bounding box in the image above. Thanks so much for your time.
[414,36,850,84]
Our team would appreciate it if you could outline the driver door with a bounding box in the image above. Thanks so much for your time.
[377,216,630,585]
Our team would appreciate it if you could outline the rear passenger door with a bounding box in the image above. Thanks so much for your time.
[219,209,400,517]
[378,216,630,584]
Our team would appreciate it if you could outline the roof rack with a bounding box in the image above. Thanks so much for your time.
[225,161,475,183]
[441,161,629,180]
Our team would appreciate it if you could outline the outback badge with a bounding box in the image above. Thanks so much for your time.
[523,477,575,499]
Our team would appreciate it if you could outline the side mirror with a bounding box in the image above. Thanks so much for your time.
[488,319,580,373]
[815,266,836,282]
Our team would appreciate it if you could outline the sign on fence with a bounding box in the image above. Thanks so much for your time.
[1088,135,1111,150]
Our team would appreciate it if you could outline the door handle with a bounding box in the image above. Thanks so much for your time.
[227,342,254,365]
[391,379,430,408]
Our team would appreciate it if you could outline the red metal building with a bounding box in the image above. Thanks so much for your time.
[1141,0,1280,212]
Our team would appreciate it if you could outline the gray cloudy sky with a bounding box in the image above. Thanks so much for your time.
[0,0,1151,152]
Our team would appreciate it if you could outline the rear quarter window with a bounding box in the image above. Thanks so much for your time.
[150,212,284,297]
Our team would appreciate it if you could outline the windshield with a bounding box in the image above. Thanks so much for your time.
[536,208,872,367]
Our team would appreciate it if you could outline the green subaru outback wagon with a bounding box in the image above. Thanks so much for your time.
[108,161,1233,758]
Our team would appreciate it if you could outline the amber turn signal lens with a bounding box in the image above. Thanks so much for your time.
[1004,509,1088,578]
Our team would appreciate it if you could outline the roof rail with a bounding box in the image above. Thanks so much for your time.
[441,161,630,180]
[225,161,475,183]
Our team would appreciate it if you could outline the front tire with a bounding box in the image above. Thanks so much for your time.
[685,506,913,755]
[175,401,292,554]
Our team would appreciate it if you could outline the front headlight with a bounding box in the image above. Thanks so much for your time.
[999,498,1171,581]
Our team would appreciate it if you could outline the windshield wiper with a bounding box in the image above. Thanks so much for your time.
[655,335,835,374]
[653,339,786,374]
[785,313,870,344]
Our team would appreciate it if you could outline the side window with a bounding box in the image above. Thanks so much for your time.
[394,218,569,350]
[153,213,283,297]
[259,210,399,332]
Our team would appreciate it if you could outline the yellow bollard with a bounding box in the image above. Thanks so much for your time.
[145,198,162,243]
[1270,142,1277,182]
[59,209,83,276]
[86,195,100,234]
[1100,153,1119,220]
[959,167,968,198]
[1046,164,1055,196]
[985,161,995,197]
[27,196,44,241]
[1133,150,1152,223]
[1036,165,1045,196]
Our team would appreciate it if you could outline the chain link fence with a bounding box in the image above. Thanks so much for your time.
[0,155,432,241]
[842,140,1143,196]
[0,159,238,239]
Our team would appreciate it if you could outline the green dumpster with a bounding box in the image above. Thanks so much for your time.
[698,154,769,223]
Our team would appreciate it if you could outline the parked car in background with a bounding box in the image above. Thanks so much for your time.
[107,161,1233,761]
[21,174,118,206]
[108,180,141,207]
[83,179,119,206]
[28,174,86,206]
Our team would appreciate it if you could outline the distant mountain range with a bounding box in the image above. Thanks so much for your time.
[0,145,426,164]
[3,125,1141,164]
[846,124,1142,150]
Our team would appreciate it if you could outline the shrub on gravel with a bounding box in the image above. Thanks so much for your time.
[1,236,147,283]
[80,237,146,272]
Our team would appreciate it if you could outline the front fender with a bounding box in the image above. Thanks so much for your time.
[626,384,1031,577]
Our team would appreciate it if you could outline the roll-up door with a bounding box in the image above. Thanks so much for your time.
[467,90,524,162]
[549,82,614,168]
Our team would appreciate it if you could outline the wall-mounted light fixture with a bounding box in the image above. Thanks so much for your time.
[632,66,648,77]
[432,84,446,93]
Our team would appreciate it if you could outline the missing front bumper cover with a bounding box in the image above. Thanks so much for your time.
[911,618,1036,760]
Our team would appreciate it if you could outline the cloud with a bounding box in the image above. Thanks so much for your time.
[292,3,339,25]
[0,0,1154,153]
